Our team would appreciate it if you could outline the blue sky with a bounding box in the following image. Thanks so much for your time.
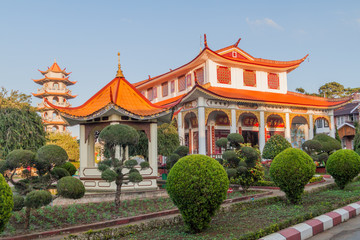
[1,1,359,135]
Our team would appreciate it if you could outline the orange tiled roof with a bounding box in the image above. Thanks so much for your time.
[47,77,171,118]
[33,76,76,85]
[39,61,71,75]
[156,85,350,108]
[155,94,185,107]
[32,91,76,99]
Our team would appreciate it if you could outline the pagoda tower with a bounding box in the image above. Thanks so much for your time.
[32,60,77,133]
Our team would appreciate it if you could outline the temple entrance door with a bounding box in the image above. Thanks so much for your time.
[291,116,308,148]
[215,129,230,154]
[242,131,259,147]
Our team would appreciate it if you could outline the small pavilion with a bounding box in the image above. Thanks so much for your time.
[49,53,175,190]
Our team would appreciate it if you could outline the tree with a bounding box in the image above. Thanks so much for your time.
[295,82,360,98]
[129,130,148,159]
[98,124,149,208]
[0,108,46,159]
[47,132,79,161]
[0,173,13,233]
[2,146,84,229]
[0,87,34,110]
[158,122,180,157]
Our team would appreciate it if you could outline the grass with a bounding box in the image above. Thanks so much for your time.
[68,181,360,240]
[0,189,263,237]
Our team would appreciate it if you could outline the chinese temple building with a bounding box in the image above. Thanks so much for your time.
[49,53,174,190]
[33,60,77,133]
[134,36,351,157]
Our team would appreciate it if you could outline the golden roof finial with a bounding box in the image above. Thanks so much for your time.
[116,52,124,78]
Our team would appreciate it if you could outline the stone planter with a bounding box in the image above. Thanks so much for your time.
[316,166,326,173]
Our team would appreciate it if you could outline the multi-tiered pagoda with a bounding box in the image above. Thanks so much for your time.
[33,60,77,132]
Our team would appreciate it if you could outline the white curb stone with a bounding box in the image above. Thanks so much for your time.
[291,223,313,239]
[348,203,360,215]
[260,232,287,240]
[333,208,349,222]
[314,215,333,230]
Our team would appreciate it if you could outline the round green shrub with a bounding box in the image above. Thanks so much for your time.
[215,138,228,149]
[173,146,189,157]
[326,149,360,189]
[167,154,229,233]
[24,190,52,209]
[222,150,239,168]
[13,195,24,211]
[313,134,341,154]
[37,145,68,167]
[0,173,13,233]
[262,135,292,159]
[60,162,77,176]
[57,176,85,199]
[270,148,315,204]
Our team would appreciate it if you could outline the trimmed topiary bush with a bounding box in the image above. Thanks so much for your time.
[227,133,244,149]
[173,146,189,157]
[13,195,24,211]
[313,134,341,154]
[215,138,228,149]
[167,154,229,233]
[60,162,77,176]
[57,176,85,199]
[36,145,68,175]
[24,190,52,209]
[51,167,70,180]
[0,173,13,233]
[326,149,360,189]
[262,135,291,159]
[270,148,315,204]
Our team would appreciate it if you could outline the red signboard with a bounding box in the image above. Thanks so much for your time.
[227,188,233,193]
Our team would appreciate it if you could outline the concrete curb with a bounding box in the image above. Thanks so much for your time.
[259,201,360,240]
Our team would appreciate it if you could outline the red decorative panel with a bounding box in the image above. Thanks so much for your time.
[152,87,157,99]
[222,51,247,60]
[189,129,192,153]
[190,117,198,128]
[147,87,153,101]
[244,70,256,87]
[242,116,259,127]
[161,82,168,97]
[268,73,279,89]
[266,116,284,128]
[195,68,204,84]
[217,66,231,84]
[186,74,192,87]
[171,81,175,93]
[267,116,284,128]
[238,127,242,135]
[178,75,186,92]
[215,113,230,126]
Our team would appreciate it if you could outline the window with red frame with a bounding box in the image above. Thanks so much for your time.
[162,82,168,97]
[195,67,204,84]
[153,87,157,99]
[243,70,256,87]
[171,81,175,93]
[217,66,231,84]
[268,73,280,89]
[147,87,153,101]
[186,74,192,87]
[178,75,186,91]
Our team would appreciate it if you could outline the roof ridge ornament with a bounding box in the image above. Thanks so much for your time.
[204,34,208,48]
[234,38,241,47]
[116,52,124,78]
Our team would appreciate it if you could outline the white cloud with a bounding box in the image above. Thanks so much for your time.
[246,17,283,30]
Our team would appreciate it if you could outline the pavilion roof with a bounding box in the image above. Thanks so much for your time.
[33,76,76,85]
[47,76,173,120]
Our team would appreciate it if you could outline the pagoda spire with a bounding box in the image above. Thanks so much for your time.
[116,52,124,78]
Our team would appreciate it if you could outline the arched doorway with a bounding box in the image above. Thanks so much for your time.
[266,114,285,142]
[315,117,330,135]
[238,113,259,147]
[207,110,230,156]
[291,116,308,148]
